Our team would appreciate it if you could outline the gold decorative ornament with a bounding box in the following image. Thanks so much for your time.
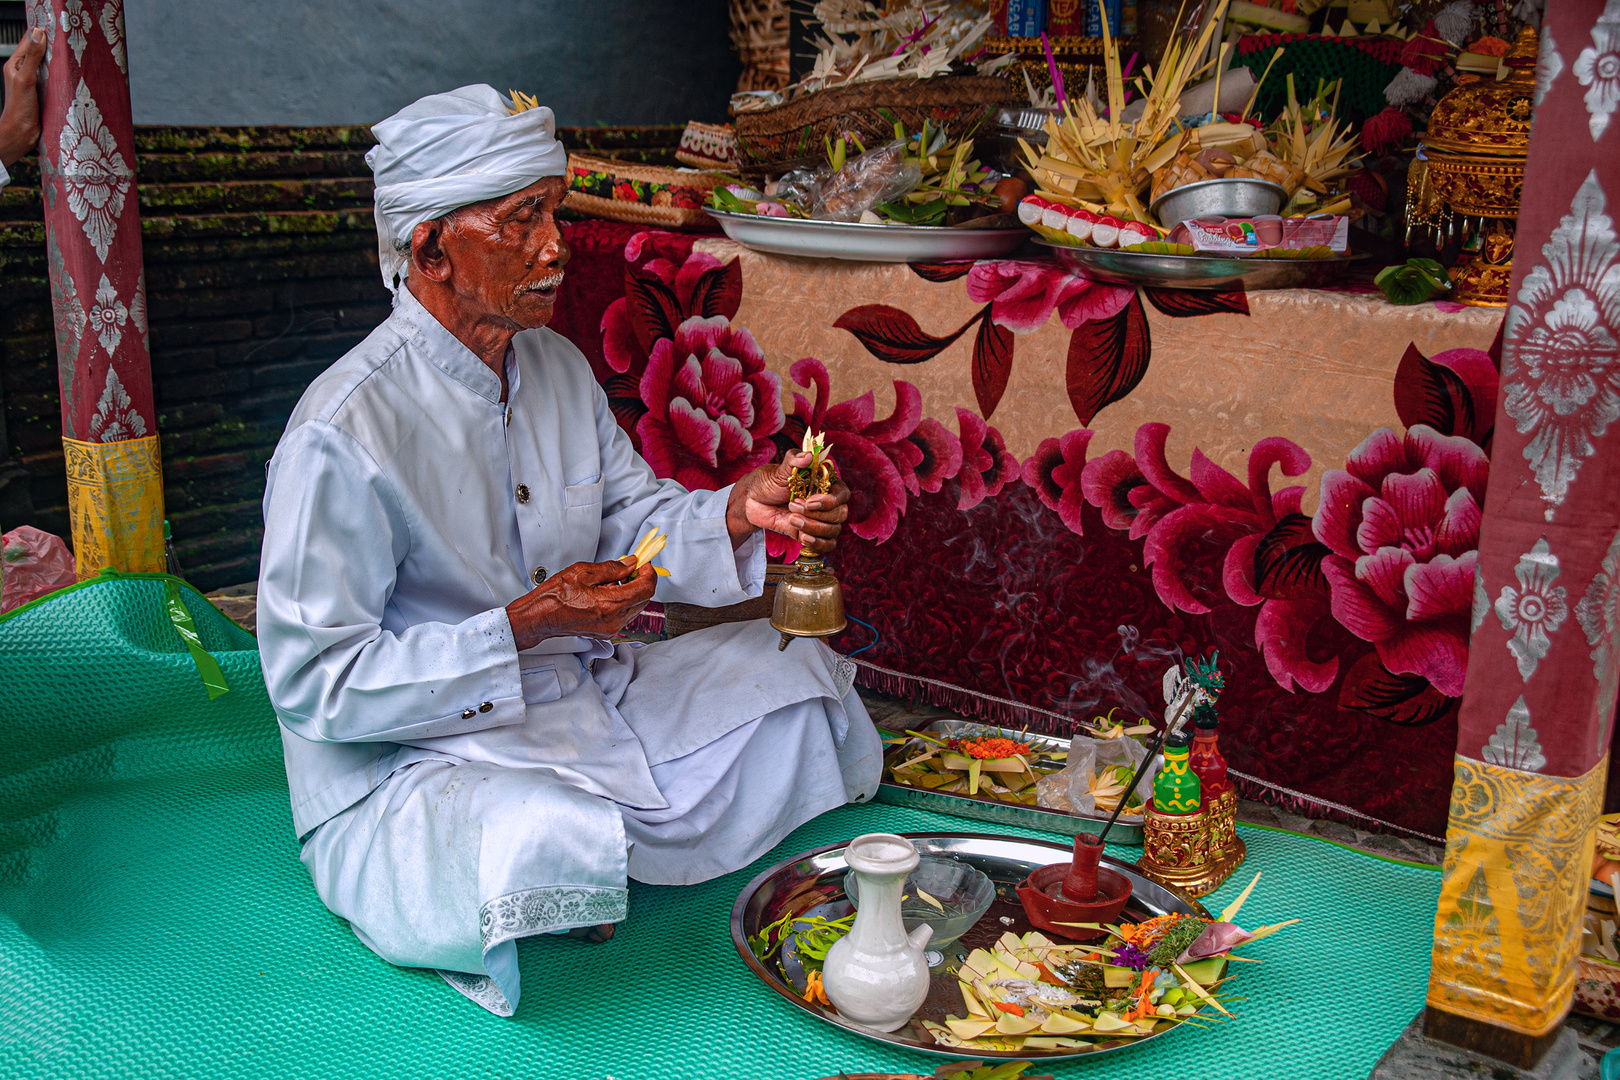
[771,432,847,650]
[1413,26,1537,307]
[1136,804,1226,898]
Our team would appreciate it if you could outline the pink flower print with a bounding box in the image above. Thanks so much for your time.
[906,416,963,494]
[1023,429,1093,534]
[1312,424,1488,696]
[636,316,784,491]
[603,249,733,375]
[956,407,1019,510]
[770,357,928,560]
[966,260,1134,334]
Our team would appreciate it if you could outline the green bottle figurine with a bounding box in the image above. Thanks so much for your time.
[1152,731,1202,815]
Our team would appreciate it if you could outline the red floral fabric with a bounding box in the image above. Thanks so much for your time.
[548,229,1504,837]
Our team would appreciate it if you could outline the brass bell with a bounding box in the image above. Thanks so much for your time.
[770,553,846,650]
[770,432,847,650]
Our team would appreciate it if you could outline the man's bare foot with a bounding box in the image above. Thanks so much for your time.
[566,923,615,944]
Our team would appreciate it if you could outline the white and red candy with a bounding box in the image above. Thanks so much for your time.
[1016,197,1157,249]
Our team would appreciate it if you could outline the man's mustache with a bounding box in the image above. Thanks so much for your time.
[525,271,565,293]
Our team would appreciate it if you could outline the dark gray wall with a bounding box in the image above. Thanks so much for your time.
[124,0,740,127]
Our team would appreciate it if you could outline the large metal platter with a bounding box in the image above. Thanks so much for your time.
[730,832,1213,1062]
[1036,238,1366,290]
[878,719,1145,844]
[708,209,1028,262]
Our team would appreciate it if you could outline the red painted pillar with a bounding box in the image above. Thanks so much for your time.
[1425,0,1620,1064]
[27,0,162,576]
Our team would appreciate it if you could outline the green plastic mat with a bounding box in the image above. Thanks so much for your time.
[0,576,1438,1079]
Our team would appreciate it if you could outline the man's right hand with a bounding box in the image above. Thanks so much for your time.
[504,559,656,651]
[0,28,45,169]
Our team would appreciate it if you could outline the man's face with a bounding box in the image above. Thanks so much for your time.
[434,176,570,330]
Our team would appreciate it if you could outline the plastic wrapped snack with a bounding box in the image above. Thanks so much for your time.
[1036,735,1158,817]
[811,141,922,223]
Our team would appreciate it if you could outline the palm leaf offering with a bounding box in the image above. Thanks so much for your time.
[1020,0,1237,227]
[887,725,1068,804]
[1264,75,1362,215]
[1020,0,1365,246]
[1375,257,1453,305]
[928,878,1293,1053]
[624,528,670,577]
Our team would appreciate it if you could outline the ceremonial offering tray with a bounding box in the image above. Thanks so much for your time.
[731,833,1210,1061]
[878,720,1145,845]
[1037,239,1363,291]
[707,209,1028,263]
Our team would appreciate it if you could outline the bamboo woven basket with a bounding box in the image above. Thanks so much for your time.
[564,153,722,231]
[729,0,790,93]
[733,75,1021,177]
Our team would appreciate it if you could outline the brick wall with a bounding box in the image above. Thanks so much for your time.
[0,123,679,591]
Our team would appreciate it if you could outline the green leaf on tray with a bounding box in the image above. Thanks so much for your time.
[1375,258,1452,305]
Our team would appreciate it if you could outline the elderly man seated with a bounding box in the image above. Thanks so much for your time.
[257,86,881,1016]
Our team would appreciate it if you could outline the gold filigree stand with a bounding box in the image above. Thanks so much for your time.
[1136,804,1226,898]
[63,435,166,578]
[1427,753,1608,1038]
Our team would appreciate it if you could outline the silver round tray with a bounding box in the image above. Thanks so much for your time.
[708,209,1028,263]
[729,831,1212,1062]
[1036,238,1365,290]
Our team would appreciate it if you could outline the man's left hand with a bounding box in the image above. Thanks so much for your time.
[727,450,851,553]
[0,29,45,169]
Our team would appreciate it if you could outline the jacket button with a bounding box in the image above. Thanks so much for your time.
[515,484,530,503]
[532,565,547,585]
[479,702,493,713]
[461,708,476,719]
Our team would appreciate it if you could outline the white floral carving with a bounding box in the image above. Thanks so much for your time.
[47,236,85,429]
[1482,696,1547,772]
[1502,170,1620,521]
[98,0,126,75]
[26,0,57,68]
[1537,23,1564,107]
[89,274,127,355]
[1577,528,1620,741]
[57,0,90,63]
[58,79,133,264]
[1473,567,1490,633]
[1575,0,1620,141]
[130,269,147,353]
[1495,537,1569,680]
[89,366,146,443]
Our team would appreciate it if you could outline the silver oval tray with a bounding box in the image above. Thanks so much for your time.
[1036,238,1365,290]
[730,831,1212,1062]
[708,208,1028,263]
[878,719,1145,844]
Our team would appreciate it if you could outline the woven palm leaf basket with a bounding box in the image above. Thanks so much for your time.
[732,74,1020,178]
[564,153,722,231]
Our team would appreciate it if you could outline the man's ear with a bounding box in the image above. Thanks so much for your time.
[410,220,453,282]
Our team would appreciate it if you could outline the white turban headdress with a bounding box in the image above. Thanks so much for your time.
[367,84,568,295]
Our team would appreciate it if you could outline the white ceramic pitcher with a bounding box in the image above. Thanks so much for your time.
[822,833,934,1032]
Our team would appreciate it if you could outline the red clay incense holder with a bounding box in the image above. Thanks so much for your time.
[1016,833,1133,941]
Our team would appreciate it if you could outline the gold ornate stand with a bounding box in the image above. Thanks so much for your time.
[1136,804,1227,898]
[1412,27,1537,308]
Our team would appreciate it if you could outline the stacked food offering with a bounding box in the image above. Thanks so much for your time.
[1014,0,1362,260]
